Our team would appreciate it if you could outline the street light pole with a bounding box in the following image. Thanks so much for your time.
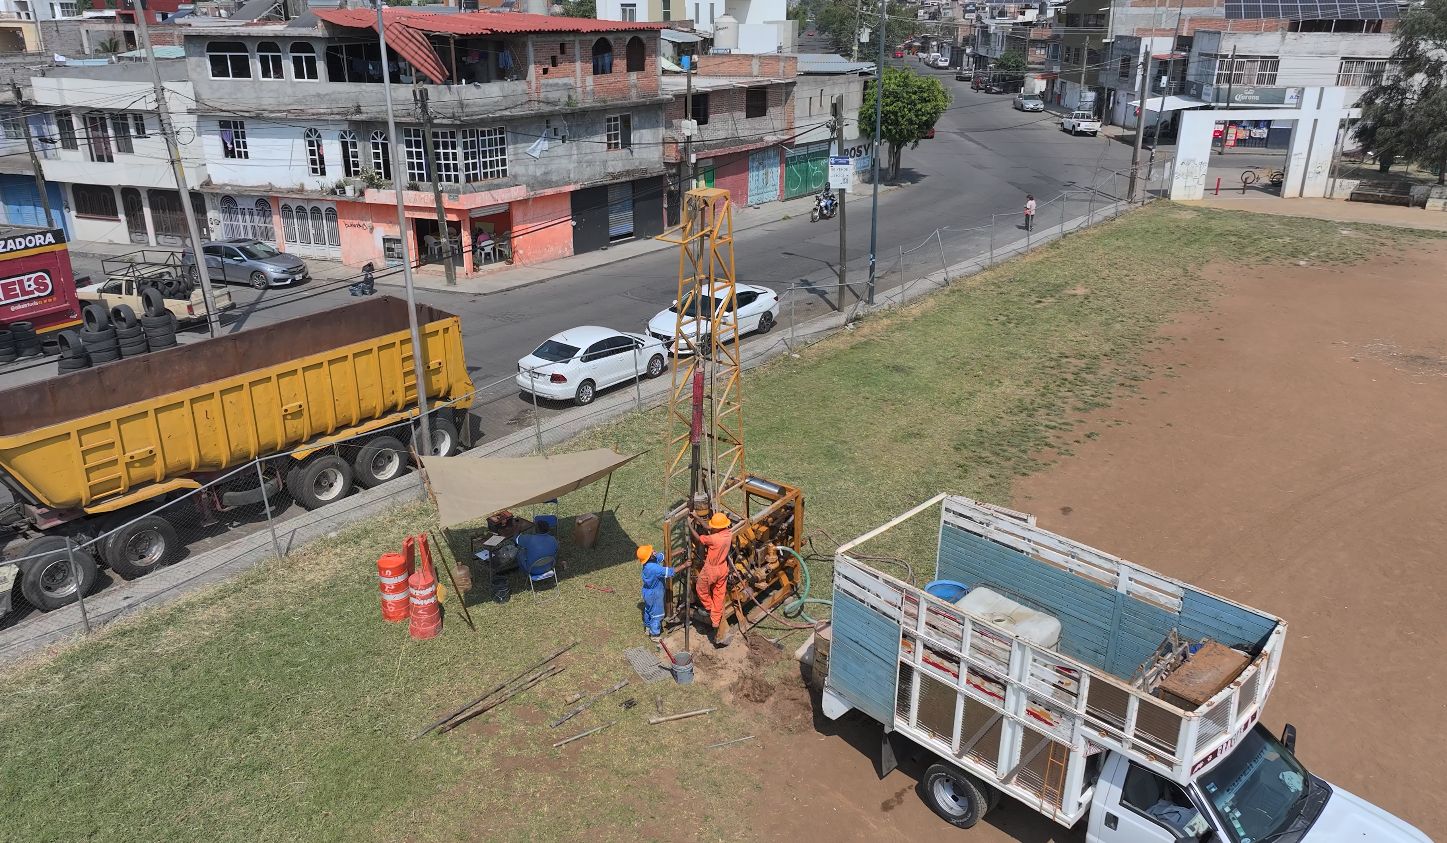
[1126,0,1167,202]
[866,0,886,306]
[1149,0,1187,149]
[376,0,433,455]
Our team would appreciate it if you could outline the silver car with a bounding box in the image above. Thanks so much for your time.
[1013,93,1045,112]
[189,239,311,289]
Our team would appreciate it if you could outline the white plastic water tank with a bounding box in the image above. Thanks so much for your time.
[713,14,739,50]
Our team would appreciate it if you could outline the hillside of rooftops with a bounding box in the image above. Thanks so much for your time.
[183,10,667,122]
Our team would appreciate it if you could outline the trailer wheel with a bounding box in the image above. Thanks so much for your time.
[353,436,410,488]
[920,763,989,829]
[17,536,98,612]
[288,455,354,510]
[103,515,180,579]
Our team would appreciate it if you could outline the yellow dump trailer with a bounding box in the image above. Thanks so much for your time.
[0,296,473,614]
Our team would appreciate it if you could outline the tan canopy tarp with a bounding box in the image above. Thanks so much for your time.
[421,449,641,530]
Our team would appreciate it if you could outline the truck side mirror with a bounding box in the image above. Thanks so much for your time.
[1281,723,1297,752]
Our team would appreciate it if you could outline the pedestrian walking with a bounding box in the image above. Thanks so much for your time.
[1024,194,1036,231]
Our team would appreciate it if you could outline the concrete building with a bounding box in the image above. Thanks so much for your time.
[790,53,872,147]
[26,59,208,247]
[597,0,796,54]
[971,3,1054,91]
[183,9,671,272]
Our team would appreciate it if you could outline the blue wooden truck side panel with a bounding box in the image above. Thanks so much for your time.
[829,591,901,725]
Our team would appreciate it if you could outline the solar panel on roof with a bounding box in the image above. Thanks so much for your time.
[1224,0,1399,18]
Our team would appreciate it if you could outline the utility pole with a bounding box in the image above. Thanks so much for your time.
[1217,45,1238,153]
[1148,0,1187,149]
[413,87,457,287]
[832,96,849,311]
[133,2,220,338]
[865,0,886,305]
[683,54,696,188]
[851,0,865,61]
[1126,0,1167,202]
[11,83,54,229]
[376,0,432,455]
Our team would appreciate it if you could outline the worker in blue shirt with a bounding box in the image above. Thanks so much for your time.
[638,544,675,639]
[514,519,558,580]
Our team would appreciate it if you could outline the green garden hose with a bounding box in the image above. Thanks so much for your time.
[777,545,831,624]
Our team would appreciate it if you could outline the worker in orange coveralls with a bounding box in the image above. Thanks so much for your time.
[691,511,735,647]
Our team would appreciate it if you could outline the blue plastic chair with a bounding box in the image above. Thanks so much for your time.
[527,555,558,598]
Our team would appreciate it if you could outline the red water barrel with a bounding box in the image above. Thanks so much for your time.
[377,548,413,623]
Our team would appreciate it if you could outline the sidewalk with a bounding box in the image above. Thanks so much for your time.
[1186,194,1447,233]
[66,185,895,299]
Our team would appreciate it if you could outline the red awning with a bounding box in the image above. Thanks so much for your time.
[314,9,667,84]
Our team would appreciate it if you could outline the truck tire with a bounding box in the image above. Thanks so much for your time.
[103,514,180,579]
[287,455,355,510]
[17,536,98,612]
[81,303,111,332]
[0,329,13,349]
[141,287,167,318]
[353,435,409,488]
[415,413,459,457]
[919,763,990,829]
[80,326,117,347]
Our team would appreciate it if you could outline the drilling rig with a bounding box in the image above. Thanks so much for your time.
[655,187,805,647]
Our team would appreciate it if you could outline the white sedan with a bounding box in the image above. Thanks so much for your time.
[646,283,780,356]
[516,326,668,406]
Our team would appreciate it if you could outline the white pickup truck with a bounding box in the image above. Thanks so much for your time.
[1062,111,1102,136]
[818,495,1429,842]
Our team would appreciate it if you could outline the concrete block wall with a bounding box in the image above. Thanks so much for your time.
[693,53,796,78]
[530,32,662,104]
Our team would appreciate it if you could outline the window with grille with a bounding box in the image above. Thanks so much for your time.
[258,42,284,79]
[207,41,252,79]
[606,114,631,150]
[84,113,113,162]
[1209,54,1279,87]
[1337,58,1390,86]
[0,115,21,140]
[132,114,147,137]
[281,204,299,243]
[73,184,118,218]
[220,120,248,159]
[305,128,326,176]
[403,128,428,184]
[370,130,392,180]
[112,114,133,154]
[291,43,319,80]
[56,111,77,149]
[745,87,767,118]
[340,130,360,177]
[474,126,507,179]
[461,129,481,181]
[1118,55,1130,78]
[432,130,461,184]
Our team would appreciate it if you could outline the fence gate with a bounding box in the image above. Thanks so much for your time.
[607,181,634,241]
[747,148,781,204]
[784,143,830,200]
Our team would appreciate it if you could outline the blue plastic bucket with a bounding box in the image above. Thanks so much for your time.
[925,579,970,603]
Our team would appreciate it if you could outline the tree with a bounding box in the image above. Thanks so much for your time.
[814,0,916,61]
[1358,0,1447,183]
[994,50,1027,85]
[861,66,950,180]
[557,0,596,17]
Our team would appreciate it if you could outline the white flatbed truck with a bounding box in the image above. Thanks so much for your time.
[820,494,1429,842]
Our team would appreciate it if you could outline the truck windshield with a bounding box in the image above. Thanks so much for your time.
[1197,726,1310,843]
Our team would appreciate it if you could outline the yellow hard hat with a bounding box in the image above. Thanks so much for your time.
[636,545,654,563]
[708,512,731,530]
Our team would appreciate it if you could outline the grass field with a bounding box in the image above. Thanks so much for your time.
[0,205,1431,842]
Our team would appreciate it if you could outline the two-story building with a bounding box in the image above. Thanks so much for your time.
[183,9,670,272]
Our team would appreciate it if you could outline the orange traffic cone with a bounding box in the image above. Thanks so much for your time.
[409,533,442,640]
[377,538,415,623]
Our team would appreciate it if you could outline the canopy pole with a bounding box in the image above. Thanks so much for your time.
[599,472,613,517]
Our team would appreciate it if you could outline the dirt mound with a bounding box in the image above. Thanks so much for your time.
[730,672,775,703]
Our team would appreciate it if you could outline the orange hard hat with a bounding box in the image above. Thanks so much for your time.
[708,512,731,530]
[636,545,654,563]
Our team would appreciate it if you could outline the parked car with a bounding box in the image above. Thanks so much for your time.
[646,283,780,356]
[1061,110,1102,136]
[893,49,905,58]
[515,326,667,406]
[1013,93,1044,112]
[186,239,311,289]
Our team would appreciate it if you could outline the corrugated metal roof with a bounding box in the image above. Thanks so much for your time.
[793,53,874,74]
[313,8,665,83]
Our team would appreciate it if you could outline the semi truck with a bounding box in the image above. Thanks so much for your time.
[0,296,474,618]
[819,494,1428,841]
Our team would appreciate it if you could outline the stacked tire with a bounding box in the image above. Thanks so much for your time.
[0,328,16,364]
[111,304,148,359]
[141,287,178,351]
[56,330,90,373]
[79,304,121,365]
[7,321,41,359]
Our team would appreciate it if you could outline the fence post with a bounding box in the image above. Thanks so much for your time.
[256,460,284,560]
[1059,195,1067,236]
[989,215,996,266]
[935,230,948,283]
[631,344,642,410]
[67,543,92,634]
[530,371,544,453]
[789,285,797,351]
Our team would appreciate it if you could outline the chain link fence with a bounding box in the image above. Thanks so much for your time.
[0,156,1173,646]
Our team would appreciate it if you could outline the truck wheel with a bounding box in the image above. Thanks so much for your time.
[17,536,98,612]
[103,515,179,579]
[920,763,989,829]
[353,436,409,488]
[288,456,354,510]
[415,414,459,457]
